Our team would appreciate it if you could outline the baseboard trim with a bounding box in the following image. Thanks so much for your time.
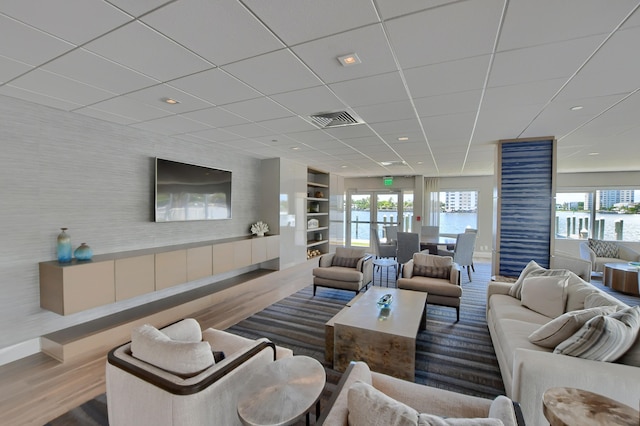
[0,338,41,366]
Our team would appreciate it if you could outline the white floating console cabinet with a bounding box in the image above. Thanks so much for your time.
[39,235,279,315]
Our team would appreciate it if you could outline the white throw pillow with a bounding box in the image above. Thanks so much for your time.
[508,260,544,299]
[554,306,640,361]
[520,275,568,318]
[161,318,202,342]
[131,324,214,375]
[528,306,617,348]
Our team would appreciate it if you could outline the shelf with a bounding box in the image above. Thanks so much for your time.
[307,181,328,188]
[307,239,329,247]
[307,212,328,217]
[306,197,328,202]
[307,226,328,232]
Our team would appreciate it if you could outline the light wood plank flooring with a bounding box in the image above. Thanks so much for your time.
[0,260,317,426]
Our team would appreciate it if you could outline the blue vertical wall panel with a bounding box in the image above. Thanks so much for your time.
[498,140,554,276]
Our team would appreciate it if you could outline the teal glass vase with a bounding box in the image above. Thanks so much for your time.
[56,228,72,263]
[74,243,93,261]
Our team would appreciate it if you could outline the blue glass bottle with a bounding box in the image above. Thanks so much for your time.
[56,228,72,263]
[74,243,93,261]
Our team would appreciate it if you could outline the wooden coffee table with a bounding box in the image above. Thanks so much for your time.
[603,263,640,295]
[331,287,427,381]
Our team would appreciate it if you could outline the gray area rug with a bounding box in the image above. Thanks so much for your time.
[48,261,639,425]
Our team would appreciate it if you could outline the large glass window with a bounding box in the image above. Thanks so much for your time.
[438,191,478,235]
[556,189,639,241]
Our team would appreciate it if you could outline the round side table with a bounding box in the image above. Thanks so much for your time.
[543,387,639,426]
[372,258,397,287]
[237,355,326,426]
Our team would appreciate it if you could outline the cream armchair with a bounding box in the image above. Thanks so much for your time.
[106,318,293,426]
[579,239,640,273]
[312,247,373,296]
[318,361,524,426]
[397,253,462,322]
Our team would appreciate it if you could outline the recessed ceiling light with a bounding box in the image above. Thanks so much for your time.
[337,53,361,66]
[398,137,409,141]
[570,105,583,111]
[162,97,180,105]
[341,165,348,168]
[380,161,393,166]
[417,161,423,165]
[588,152,600,156]
[291,146,300,150]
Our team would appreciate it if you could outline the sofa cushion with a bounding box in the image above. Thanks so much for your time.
[493,318,552,373]
[488,294,550,325]
[332,256,360,268]
[584,291,627,310]
[564,276,598,312]
[347,381,504,426]
[616,333,640,367]
[588,238,619,258]
[131,324,214,375]
[520,275,568,319]
[554,306,640,362]
[528,306,617,348]
[508,260,543,299]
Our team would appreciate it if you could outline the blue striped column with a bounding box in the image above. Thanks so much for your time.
[497,139,555,277]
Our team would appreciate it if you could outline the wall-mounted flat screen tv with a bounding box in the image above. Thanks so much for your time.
[155,158,232,222]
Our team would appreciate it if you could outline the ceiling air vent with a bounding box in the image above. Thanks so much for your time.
[309,111,364,128]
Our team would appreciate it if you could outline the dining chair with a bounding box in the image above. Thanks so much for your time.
[396,232,421,277]
[438,232,476,282]
[384,225,398,243]
[371,229,397,259]
[420,225,440,254]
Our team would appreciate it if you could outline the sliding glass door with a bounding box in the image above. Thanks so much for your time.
[346,190,404,247]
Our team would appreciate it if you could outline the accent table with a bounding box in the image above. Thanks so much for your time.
[237,355,326,426]
[543,387,639,426]
[603,263,640,295]
[372,258,397,287]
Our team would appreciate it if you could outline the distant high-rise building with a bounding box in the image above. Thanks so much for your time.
[443,191,477,212]
[593,190,634,209]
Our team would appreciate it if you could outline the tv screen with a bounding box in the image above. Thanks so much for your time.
[155,158,232,222]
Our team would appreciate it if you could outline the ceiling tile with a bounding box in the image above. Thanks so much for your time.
[88,96,171,122]
[8,69,115,106]
[489,35,605,88]
[0,56,32,84]
[168,68,262,106]
[188,127,243,143]
[404,55,490,99]
[107,0,172,18]
[258,116,318,134]
[74,106,138,125]
[375,0,459,19]
[414,90,482,118]
[1,0,131,45]
[329,72,408,107]
[0,14,75,66]
[43,48,159,94]
[222,50,322,95]
[84,21,212,81]
[131,114,210,135]
[354,100,416,124]
[271,86,346,116]
[422,112,476,142]
[292,24,398,84]
[385,0,503,69]
[369,118,424,137]
[242,0,379,45]
[498,0,639,51]
[222,123,278,139]
[141,0,283,65]
[223,97,294,122]
[482,79,566,111]
[0,84,82,111]
[181,107,250,128]
[125,84,213,114]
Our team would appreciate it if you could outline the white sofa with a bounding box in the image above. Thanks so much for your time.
[106,318,293,426]
[487,262,640,426]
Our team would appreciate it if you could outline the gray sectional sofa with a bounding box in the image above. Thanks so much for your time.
[487,261,640,426]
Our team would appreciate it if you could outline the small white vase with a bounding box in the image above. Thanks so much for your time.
[256,232,265,237]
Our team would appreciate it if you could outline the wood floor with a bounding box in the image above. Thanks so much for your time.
[0,260,317,426]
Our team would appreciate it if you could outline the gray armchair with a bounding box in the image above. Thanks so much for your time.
[579,239,640,273]
[312,247,373,296]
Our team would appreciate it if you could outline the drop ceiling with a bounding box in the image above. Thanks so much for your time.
[1,0,639,177]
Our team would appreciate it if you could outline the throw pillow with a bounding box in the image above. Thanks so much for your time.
[508,260,544,299]
[413,252,453,268]
[131,324,214,376]
[520,275,569,318]
[161,318,202,342]
[332,256,360,268]
[554,306,640,361]
[588,238,619,258]
[413,264,451,280]
[528,306,617,348]
[584,292,625,310]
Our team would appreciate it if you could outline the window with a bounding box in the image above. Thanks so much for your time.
[556,189,640,241]
[439,191,478,234]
